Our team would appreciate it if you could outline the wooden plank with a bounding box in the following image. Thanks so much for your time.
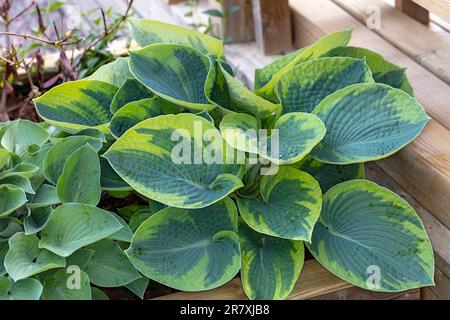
[421,287,441,299]
[395,0,430,24]
[289,0,450,231]
[252,0,292,55]
[431,267,450,299]
[313,287,420,300]
[333,0,450,85]
[413,0,450,23]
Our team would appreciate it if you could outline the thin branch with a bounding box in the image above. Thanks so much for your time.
[9,0,35,23]
[0,32,81,46]
[0,55,15,65]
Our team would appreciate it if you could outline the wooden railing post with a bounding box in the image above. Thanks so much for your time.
[395,0,430,24]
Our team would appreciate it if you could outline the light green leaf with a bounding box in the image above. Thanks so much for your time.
[23,207,53,235]
[1,120,49,156]
[128,18,224,58]
[308,179,434,291]
[129,44,215,111]
[0,174,34,194]
[28,184,59,209]
[91,287,109,300]
[41,268,92,300]
[275,57,373,113]
[85,239,140,287]
[311,83,429,164]
[0,163,39,179]
[56,144,101,205]
[125,277,149,299]
[4,232,65,281]
[0,277,43,300]
[85,57,132,87]
[237,167,321,241]
[34,80,118,133]
[0,240,8,275]
[104,114,244,209]
[239,220,304,300]
[128,208,157,232]
[110,77,154,113]
[126,198,240,291]
[0,186,27,217]
[39,203,123,257]
[220,113,260,154]
[0,148,10,170]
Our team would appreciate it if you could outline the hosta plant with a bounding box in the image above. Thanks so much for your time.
[0,18,434,300]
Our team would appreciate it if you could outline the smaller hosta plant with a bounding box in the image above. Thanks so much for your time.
[1,19,434,300]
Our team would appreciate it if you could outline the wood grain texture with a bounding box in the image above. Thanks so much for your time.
[395,0,430,24]
[421,287,441,299]
[431,267,450,299]
[413,0,450,23]
[252,0,292,55]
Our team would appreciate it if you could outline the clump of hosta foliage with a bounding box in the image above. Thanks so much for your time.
[0,18,434,300]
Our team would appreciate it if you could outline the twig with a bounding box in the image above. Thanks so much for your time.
[0,32,81,46]
[9,0,35,23]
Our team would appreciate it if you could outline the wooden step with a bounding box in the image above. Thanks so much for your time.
[289,0,450,230]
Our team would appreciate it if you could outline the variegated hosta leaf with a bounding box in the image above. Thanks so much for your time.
[239,220,304,300]
[100,158,131,192]
[129,44,215,111]
[0,277,42,300]
[311,83,428,164]
[325,46,414,96]
[34,80,117,133]
[237,167,321,241]
[1,120,49,156]
[256,29,353,101]
[56,144,101,205]
[85,57,132,88]
[206,60,280,119]
[109,97,181,138]
[0,175,35,194]
[292,155,365,193]
[126,198,240,291]
[43,135,103,185]
[104,114,244,209]
[39,203,123,257]
[110,78,154,113]
[276,57,374,113]
[23,207,53,235]
[308,180,434,291]
[0,186,27,217]
[28,184,59,209]
[4,232,65,281]
[128,18,224,58]
[84,239,141,287]
[41,268,92,300]
[219,113,260,154]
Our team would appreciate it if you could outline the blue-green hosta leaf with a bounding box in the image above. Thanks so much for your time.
[239,220,304,300]
[109,97,181,138]
[85,57,132,87]
[0,148,10,170]
[292,155,365,193]
[91,287,109,300]
[128,208,158,232]
[125,277,149,299]
[44,135,103,185]
[41,268,92,300]
[100,158,131,192]
[110,78,154,113]
[66,248,95,270]
[128,18,224,58]
[129,44,215,111]
[237,167,322,241]
[39,203,123,257]
[4,233,65,281]
[28,184,59,209]
[0,217,22,239]
[0,186,27,217]
[0,240,8,275]
[22,144,51,176]
[56,144,101,205]
[85,239,140,287]
[117,204,148,222]
[23,207,53,235]
[276,57,374,114]
[0,277,42,300]
[104,113,244,209]
[311,83,428,164]
[0,175,34,194]
[1,120,49,156]
[308,180,434,291]
[325,46,414,96]
[107,212,133,243]
[34,80,118,133]
[126,198,240,291]
[0,163,39,179]
[257,29,353,101]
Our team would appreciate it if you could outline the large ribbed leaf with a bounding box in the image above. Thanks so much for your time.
[128,18,224,58]
[110,78,154,113]
[239,220,304,300]
[1,120,49,156]
[325,46,414,96]
[220,113,260,154]
[292,155,364,193]
[4,233,65,281]
[126,198,240,291]
[39,203,123,257]
[85,57,132,88]
[56,144,101,205]
[0,175,35,194]
[41,268,91,300]
[237,167,321,241]
[129,44,215,111]
[308,180,434,291]
[28,184,59,209]
[0,186,26,217]
[257,29,352,101]
[34,80,117,133]
[0,277,42,300]
[0,163,39,179]
[99,158,131,192]
[84,239,140,287]
[23,207,53,235]
[43,135,103,185]
[275,57,373,113]
[104,114,244,209]
[0,217,22,239]
[311,84,428,164]
[107,212,133,243]
[66,248,95,270]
